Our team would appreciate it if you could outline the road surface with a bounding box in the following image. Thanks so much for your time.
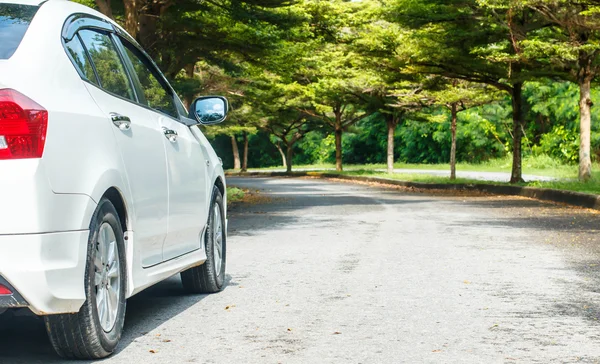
[1,177,599,363]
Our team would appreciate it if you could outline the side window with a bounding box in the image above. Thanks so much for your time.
[120,39,179,119]
[64,35,99,86]
[78,30,135,102]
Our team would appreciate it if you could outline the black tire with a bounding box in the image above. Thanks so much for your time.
[181,186,226,293]
[44,198,127,359]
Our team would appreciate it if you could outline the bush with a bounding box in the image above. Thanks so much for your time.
[532,125,579,164]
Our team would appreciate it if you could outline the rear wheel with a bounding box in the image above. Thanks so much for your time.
[45,198,127,359]
[181,186,226,293]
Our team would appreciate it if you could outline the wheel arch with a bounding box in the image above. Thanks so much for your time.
[87,168,134,233]
[101,187,128,233]
[214,176,225,198]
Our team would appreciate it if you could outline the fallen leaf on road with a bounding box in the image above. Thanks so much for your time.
[463,280,471,284]
[149,350,157,354]
[163,339,171,343]
[333,332,342,335]
[287,328,292,332]
[432,349,441,353]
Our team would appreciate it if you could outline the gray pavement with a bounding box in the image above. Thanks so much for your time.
[1,176,600,363]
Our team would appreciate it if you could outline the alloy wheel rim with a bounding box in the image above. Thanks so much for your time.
[94,222,121,332]
[213,203,223,275]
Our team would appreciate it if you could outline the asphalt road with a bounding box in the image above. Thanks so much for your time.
[1,177,600,363]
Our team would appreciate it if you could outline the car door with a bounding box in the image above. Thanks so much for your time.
[117,36,208,261]
[73,29,169,267]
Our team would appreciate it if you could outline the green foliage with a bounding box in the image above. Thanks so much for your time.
[533,125,579,163]
[75,0,600,179]
[295,132,336,165]
[524,80,600,163]
[226,187,245,205]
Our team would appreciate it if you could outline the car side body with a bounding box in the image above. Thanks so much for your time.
[0,0,227,318]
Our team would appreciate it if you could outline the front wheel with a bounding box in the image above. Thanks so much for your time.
[181,186,226,293]
[45,198,127,359]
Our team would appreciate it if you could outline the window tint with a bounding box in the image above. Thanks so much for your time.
[64,35,99,86]
[79,30,135,101]
[0,4,38,59]
[120,40,178,118]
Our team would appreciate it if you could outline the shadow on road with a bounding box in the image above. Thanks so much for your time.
[456,199,600,233]
[227,177,435,237]
[455,198,600,327]
[0,274,235,363]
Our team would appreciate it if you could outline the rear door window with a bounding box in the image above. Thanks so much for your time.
[78,29,136,102]
[64,35,99,86]
[0,4,38,59]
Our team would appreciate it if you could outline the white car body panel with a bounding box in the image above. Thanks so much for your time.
[160,114,208,262]
[83,83,169,268]
[0,0,227,314]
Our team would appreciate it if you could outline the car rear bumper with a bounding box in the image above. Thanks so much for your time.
[0,230,89,315]
[0,159,98,235]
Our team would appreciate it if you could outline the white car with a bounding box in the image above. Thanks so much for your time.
[0,0,228,359]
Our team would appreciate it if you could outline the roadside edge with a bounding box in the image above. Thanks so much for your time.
[225,171,600,211]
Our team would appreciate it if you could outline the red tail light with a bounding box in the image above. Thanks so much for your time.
[0,284,12,295]
[0,89,48,160]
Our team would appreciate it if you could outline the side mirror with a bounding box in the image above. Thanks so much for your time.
[189,96,228,125]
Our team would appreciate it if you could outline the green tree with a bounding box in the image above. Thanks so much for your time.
[80,0,302,79]
[293,0,379,171]
[521,0,600,180]
[387,0,549,182]
[426,80,501,179]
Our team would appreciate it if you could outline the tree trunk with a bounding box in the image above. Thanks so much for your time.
[242,132,249,172]
[122,0,139,39]
[231,135,241,170]
[450,103,458,180]
[183,64,195,110]
[275,143,287,169]
[285,145,293,173]
[510,82,524,184]
[386,118,396,174]
[579,75,593,181]
[95,0,113,18]
[335,127,343,172]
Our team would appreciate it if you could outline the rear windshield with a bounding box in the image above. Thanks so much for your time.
[0,4,38,60]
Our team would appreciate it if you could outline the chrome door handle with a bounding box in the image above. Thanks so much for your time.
[110,113,131,131]
[162,127,178,142]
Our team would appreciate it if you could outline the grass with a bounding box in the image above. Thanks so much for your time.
[338,170,600,195]
[226,187,245,205]
[235,155,600,196]
[249,155,586,179]
[525,178,600,195]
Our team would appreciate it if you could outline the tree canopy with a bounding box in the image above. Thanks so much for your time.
[78,0,600,182]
